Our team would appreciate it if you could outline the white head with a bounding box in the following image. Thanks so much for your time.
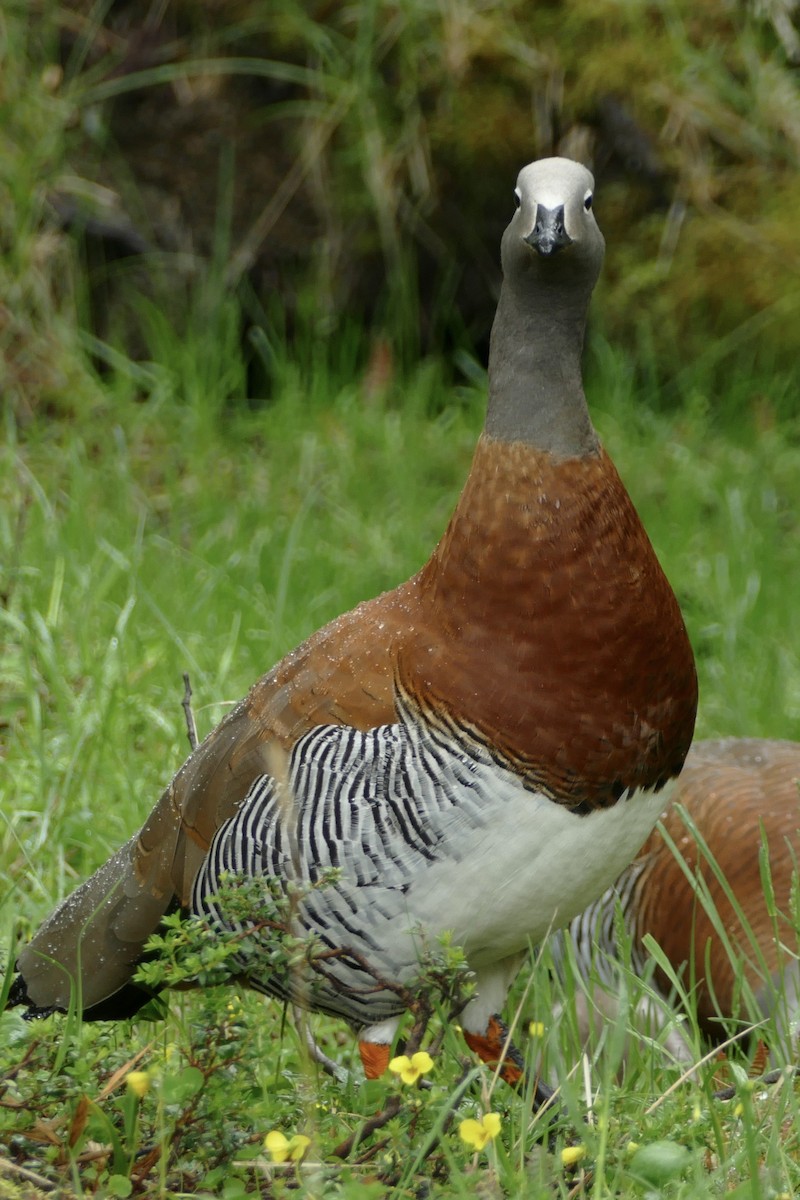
[502,157,604,282]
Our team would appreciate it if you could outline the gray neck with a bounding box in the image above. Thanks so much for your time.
[485,274,599,457]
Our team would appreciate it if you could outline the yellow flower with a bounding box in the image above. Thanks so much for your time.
[561,1144,586,1167]
[459,1112,502,1151]
[528,1020,545,1038]
[388,1051,434,1085]
[125,1071,150,1099]
[264,1130,311,1163]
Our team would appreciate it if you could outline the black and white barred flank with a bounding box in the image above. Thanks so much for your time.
[551,858,650,987]
[190,693,671,1032]
[191,701,495,1026]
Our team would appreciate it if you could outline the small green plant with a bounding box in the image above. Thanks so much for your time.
[135,869,341,993]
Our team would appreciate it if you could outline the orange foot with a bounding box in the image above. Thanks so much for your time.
[463,1013,525,1086]
[358,1039,392,1080]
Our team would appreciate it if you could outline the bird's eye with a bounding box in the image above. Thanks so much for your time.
[584,192,593,211]
[514,189,521,210]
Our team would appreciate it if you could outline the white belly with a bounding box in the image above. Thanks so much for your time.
[405,776,671,967]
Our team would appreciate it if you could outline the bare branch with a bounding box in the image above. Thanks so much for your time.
[182,672,199,751]
[293,1004,350,1084]
[331,1094,402,1160]
[0,1155,56,1191]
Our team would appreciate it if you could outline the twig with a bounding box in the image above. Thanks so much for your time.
[712,1064,799,1103]
[331,1094,403,1159]
[645,1021,766,1115]
[353,1136,392,1165]
[425,1060,474,1139]
[293,1004,350,1084]
[366,1062,476,1176]
[0,1155,56,1191]
[182,672,199,751]
[329,995,437,1160]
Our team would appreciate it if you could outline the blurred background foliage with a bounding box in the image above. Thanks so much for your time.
[2,0,799,420]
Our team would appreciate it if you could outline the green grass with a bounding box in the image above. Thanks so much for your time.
[2,320,800,1196]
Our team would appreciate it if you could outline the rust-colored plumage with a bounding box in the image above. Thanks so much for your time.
[632,737,800,1033]
[405,441,694,805]
[562,737,800,1065]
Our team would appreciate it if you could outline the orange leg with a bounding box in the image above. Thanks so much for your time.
[464,1012,558,1126]
[463,1013,526,1086]
[358,1039,392,1080]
